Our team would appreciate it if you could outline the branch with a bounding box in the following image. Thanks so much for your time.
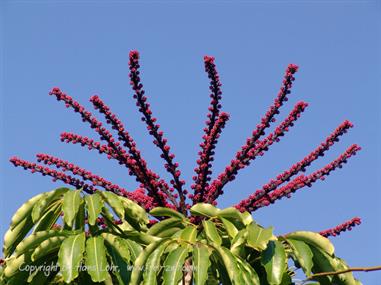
[306,265,381,280]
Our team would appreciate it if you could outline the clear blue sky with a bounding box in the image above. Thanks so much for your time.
[1,0,380,283]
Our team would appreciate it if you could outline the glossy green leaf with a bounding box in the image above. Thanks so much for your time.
[190,203,219,217]
[85,236,108,282]
[143,240,173,285]
[33,200,62,233]
[213,245,244,284]
[247,223,275,251]
[3,215,35,257]
[261,240,287,285]
[241,211,254,226]
[150,207,186,220]
[32,188,69,223]
[287,238,313,276]
[10,192,45,230]
[62,190,82,228]
[103,233,131,285]
[220,217,239,239]
[130,238,169,285]
[236,257,260,285]
[147,218,183,236]
[14,230,66,257]
[202,220,222,246]
[100,191,125,220]
[32,236,66,261]
[230,229,247,256]
[285,231,334,256]
[58,232,86,283]
[193,243,211,285]
[162,245,190,285]
[180,226,197,243]
[310,246,357,285]
[85,193,104,226]
[217,207,243,223]
[119,197,149,228]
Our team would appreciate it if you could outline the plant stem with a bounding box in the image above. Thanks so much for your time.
[307,265,381,280]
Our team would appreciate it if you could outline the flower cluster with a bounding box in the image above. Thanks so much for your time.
[10,51,362,233]
[192,112,229,203]
[319,217,362,237]
[190,56,225,204]
[236,120,354,211]
[205,101,308,204]
[239,144,361,212]
[60,132,117,159]
[129,51,186,211]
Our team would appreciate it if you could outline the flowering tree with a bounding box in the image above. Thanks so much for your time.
[1,51,378,285]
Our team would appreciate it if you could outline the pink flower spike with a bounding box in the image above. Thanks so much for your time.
[319,217,362,238]
[236,120,354,209]
[192,112,229,204]
[128,51,188,212]
[206,101,308,203]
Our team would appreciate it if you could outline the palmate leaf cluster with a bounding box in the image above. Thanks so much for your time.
[0,188,362,285]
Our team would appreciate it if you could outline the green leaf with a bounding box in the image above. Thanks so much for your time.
[119,197,149,228]
[287,238,313,276]
[190,203,219,217]
[102,233,131,285]
[241,211,254,226]
[100,191,125,220]
[261,240,287,285]
[202,220,222,246]
[143,240,173,285]
[58,232,86,283]
[230,229,247,256]
[310,246,357,285]
[285,231,334,256]
[162,245,190,285]
[10,192,45,230]
[33,200,62,232]
[180,226,197,243]
[236,257,260,285]
[32,236,66,261]
[84,193,104,226]
[3,215,34,257]
[220,217,239,239]
[147,217,183,236]
[124,239,143,262]
[247,223,275,251]
[193,243,211,285]
[62,190,82,228]
[75,200,85,230]
[217,207,244,223]
[130,238,170,285]
[213,245,244,284]
[150,207,186,220]
[14,229,67,257]
[32,188,69,223]
[85,236,108,283]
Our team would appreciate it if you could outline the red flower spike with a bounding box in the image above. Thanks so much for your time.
[243,144,361,212]
[191,56,225,204]
[10,156,154,210]
[236,120,354,210]
[128,51,187,213]
[49,88,169,208]
[60,132,119,159]
[319,217,362,238]
[206,101,308,203]
[192,112,229,203]
[89,95,178,209]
